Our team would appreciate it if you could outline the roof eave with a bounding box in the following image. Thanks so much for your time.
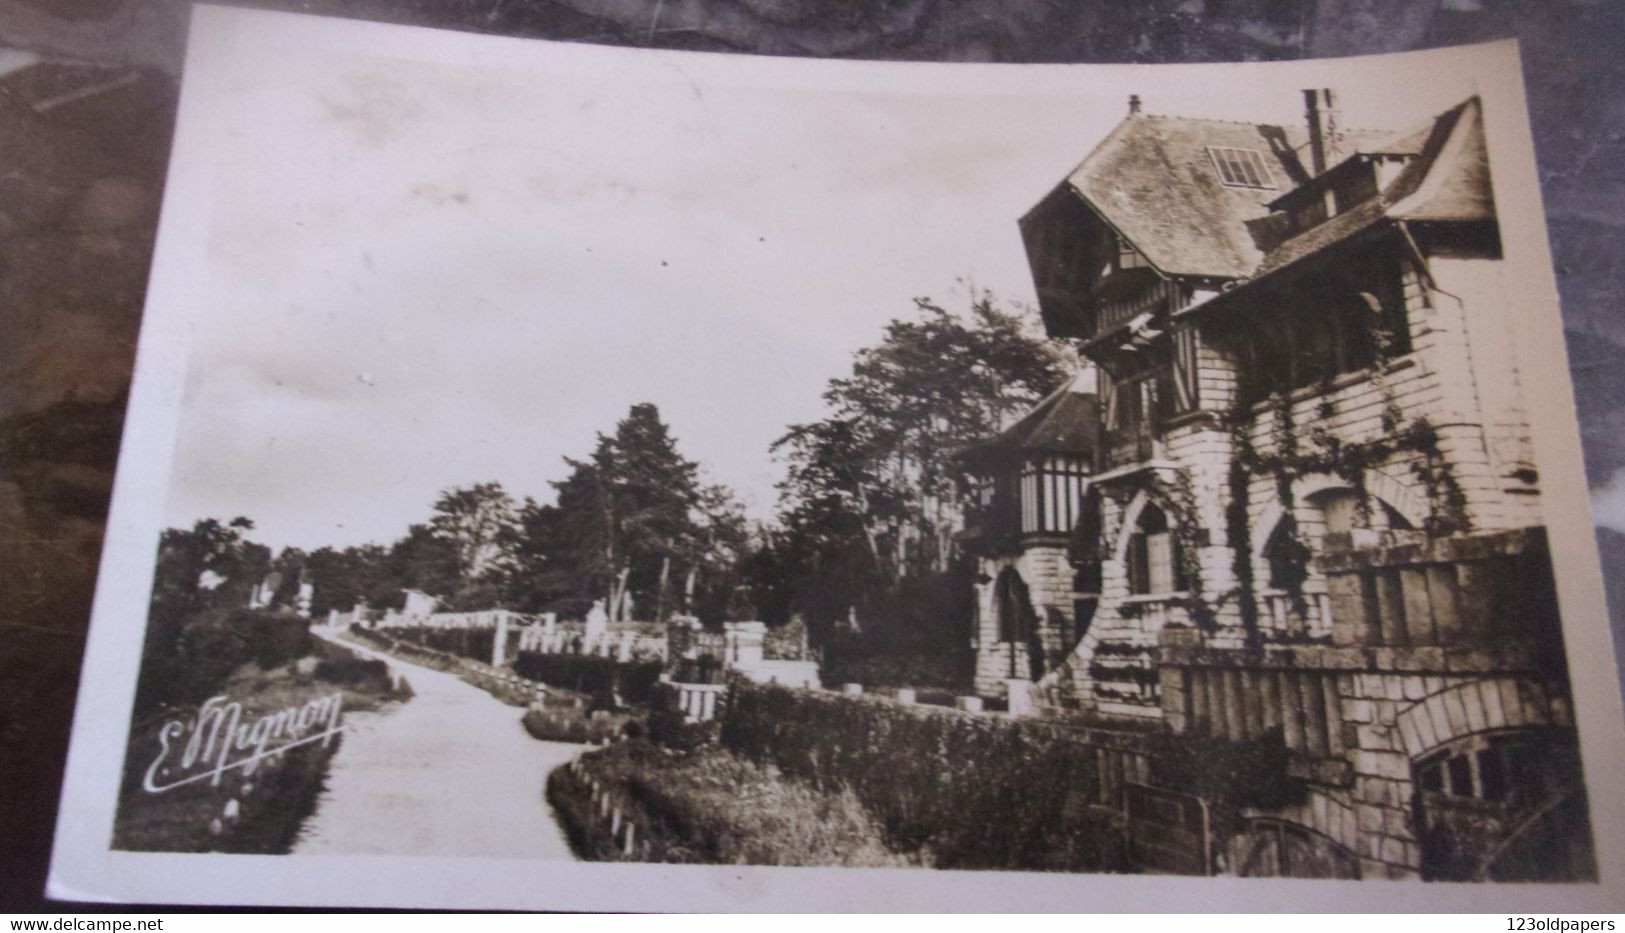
[1177,217,1398,320]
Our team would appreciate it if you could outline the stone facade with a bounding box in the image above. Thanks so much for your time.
[972,541,1082,697]
[991,93,1591,879]
[1158,528,1582,879]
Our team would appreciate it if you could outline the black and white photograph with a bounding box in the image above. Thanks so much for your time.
[42,5,1625,912]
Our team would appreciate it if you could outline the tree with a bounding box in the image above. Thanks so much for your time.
[302,543,395,616]
[139,516,271,712]
[150,516,267,617]
[429,481,519,581]
[592,403,702,620]
[766,289,1070,637]
[385,521,463,602]
[506,403,739,621]
[683,482,752,622]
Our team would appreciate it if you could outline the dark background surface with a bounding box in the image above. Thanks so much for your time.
[2,0,1622,912]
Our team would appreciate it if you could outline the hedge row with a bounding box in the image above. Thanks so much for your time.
[548,740,908,867]
[512,652,663,706]
[135,608,315,711]
[818,648,973,692]
[522,705,634,744]
[716,683,1130,872]
[384,626,495,664]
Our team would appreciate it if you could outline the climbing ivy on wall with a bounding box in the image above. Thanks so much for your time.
[1104,474,1220,634]
[1218,301,1472,646]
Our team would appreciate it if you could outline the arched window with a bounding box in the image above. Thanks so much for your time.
[1415,730,1591,882]
[1127,504,1186,595]
[1306,486,1416,537]
[994,568,1036,644]
[1264,517,1312,589]
[1382,502,1415,531]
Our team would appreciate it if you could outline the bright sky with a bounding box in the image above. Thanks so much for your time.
[158,11,1491,552]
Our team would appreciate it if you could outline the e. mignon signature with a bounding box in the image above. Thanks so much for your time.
[142,692,344,794]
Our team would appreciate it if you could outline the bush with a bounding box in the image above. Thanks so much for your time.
[248,611,312,669]
[549,740,907,867]
[1144,726,1304,848]
[139,608,313,707]
[763,617,810,661]
[818,643,973,691]
[645,683,719,752]
[512,652,663,706]
[314,655,392,690]
[522,706,629,744]
[385,626,494,664]
[716,683,1132,872]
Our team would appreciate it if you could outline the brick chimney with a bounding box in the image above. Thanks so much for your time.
[1303,88,1342,175]
[1128,93,1142,116]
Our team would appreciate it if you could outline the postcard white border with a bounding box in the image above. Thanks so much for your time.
[46,5,1625,912]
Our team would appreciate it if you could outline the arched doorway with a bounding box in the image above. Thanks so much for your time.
[993,567,1043,680]
[1413,728,1594,881]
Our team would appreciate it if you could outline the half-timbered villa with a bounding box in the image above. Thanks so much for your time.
[970,89,1590,880]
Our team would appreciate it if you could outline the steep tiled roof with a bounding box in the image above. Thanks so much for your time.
[1050,97,1491,290]
[1253,98,1492,277]
[1058,115,1392,280]
[1386,98,1494,222]
[958,380,1098,463]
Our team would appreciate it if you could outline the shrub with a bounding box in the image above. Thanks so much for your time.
[314,655,392,690]
[550,740,908,867]
[1144,725,1304,848]
[763,617,810,661]
[385,626,494,664]
[715,683,1133,872]
[141,608,313,707]
[522,706,629,744]
[512,652,663,706]
[645,683,719,752]
[818,645,973,691]
[248,611,312,669]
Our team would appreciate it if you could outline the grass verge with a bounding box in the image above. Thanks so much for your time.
[112,638,408,853]
[342,625,536,706]
[547,739,912,868]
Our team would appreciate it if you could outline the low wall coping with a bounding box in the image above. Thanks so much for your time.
[1316,526,1545,573]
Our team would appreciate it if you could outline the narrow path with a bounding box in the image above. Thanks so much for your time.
[292,631,582,859]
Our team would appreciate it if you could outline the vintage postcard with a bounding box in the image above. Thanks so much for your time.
[47,5,1625,911]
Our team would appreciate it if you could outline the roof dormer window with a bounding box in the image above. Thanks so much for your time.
[1117,235,1149,270]
[1207,146,1276,189]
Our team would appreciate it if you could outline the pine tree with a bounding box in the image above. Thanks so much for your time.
[507,403,736,621]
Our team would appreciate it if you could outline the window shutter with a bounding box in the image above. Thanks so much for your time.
[1173,324,1200,412]
[1147,532,1175,594]
[1128,532,1149,595]
[1100,371,1119,430]
[1171,536,1189,592]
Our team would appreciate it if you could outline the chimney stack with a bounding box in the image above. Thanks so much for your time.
[1303,88,1342,175]
[1128,94,1142,116]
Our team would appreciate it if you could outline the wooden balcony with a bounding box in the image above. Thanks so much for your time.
[1104,428,1160,471]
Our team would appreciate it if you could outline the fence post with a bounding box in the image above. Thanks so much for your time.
[492,609,510,668]
[623,820,636,857]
